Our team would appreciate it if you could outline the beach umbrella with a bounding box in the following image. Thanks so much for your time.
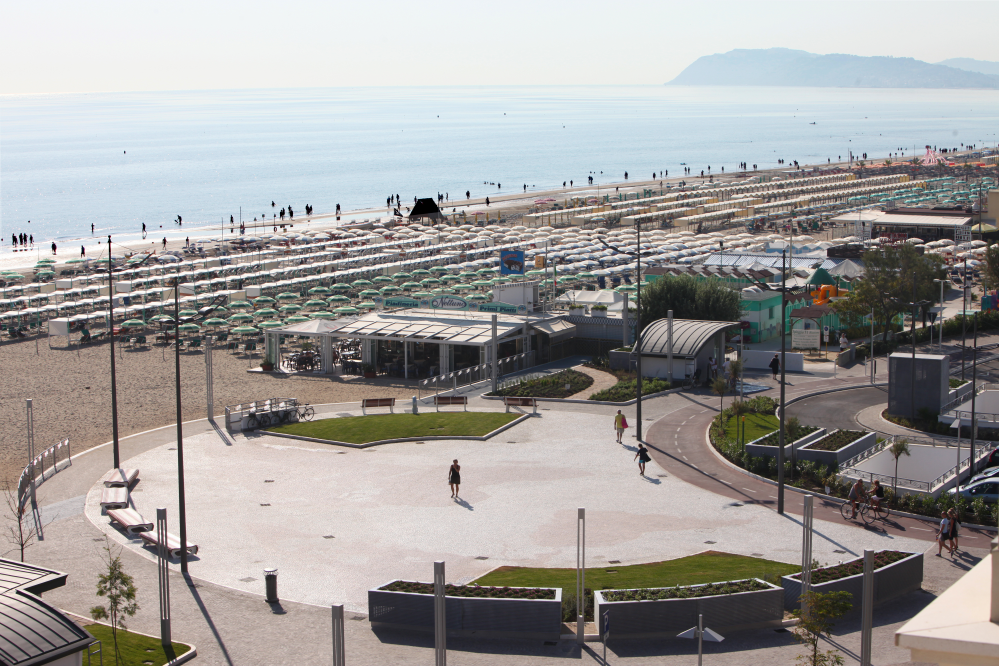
[254,308,279,318]
[453,283,475,291]
[284,315,311,324]
[411,269,431,277]
[467,294,488,302]
[458,271,478,280]
[358,289,380,298]
[228,300,253,310]
[331,283,352,291]
[178,323,201,333]
[276,292,300,301]
[178,309,199,318]
[228,313,255,323]
[525,269,546,277]
[401,281,423,290]
[257,320,284,329]
[333,306,359,315]
[471,279,493,288]
[253,296,276,306]
[379,285,401,294]
[121,319,146,328]
[36,271,55,279]
[231,325,260,335]
[577,272,596,279]
[327,295,351,304]
[351,279,373,288]
[202,317,229,328]
[355,300,376,308]
[476,268,498,275]
[420,277,442,286]
[151,314,174,323]
[491,277,511,284]
[307,286,331,296]
[433,288,456,294]
[373,275,394,284]
[616,284,638,293]
[393,272,412,281]
[278,304,303,313]
[440,274,461,283]
[412,291,434,298]
[310,311,336,319]
[304,299,328,309]
[429,266,448,274]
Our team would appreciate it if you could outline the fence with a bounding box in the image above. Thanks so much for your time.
[418,351,535,399]
[225,397,298,432]
[18,439,70,509]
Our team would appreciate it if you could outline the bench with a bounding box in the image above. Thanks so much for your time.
[100,487,129,510]
[361,398,395,415]
[503,396,538,414]
[139,530,199,558]
[107,508,153,534]
[433,396,467,412]
[101,468,140,488]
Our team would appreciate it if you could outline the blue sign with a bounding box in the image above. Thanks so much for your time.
[500,250,526,275]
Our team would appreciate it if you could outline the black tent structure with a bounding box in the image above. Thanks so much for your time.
[408,198,445,223]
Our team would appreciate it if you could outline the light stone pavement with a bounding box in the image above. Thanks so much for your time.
[84,408,927,613]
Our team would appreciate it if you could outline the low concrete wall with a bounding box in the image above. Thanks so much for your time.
[742,349,804,372]
[745,428,826,459]
[798,430,877,466]
[781,552,922,613]
[609,349,633,371]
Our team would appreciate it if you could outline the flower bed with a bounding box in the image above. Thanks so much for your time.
[781,551,922,612]
[379,581,556,600]
[486,369,592,399]
[804,429,865,452]
[369,580,562,640]
[752,425,820,447]
[589,377,670,402]
[594,578,783,639]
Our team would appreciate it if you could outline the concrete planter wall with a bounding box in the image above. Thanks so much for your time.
[593,579,783,639]
[745,428,826,459]
[609,349,633,370]
[368,582,562,641]
[591,309,608,318]
[797,430,877,466]
[781,551,922,612]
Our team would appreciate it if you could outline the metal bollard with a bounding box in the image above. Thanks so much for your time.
[412,395,419,415]
[264,568,278,603]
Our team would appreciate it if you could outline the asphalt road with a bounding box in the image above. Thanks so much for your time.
[786,385,888,432]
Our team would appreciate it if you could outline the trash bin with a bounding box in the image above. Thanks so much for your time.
[264,568,278,603]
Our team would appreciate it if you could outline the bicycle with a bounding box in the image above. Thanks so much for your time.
[296,403,315,421]
[246,412,271,430]
[682,369,702,391]
[862,497,890,524]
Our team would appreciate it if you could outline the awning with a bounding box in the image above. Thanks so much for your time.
[532,319,577,343]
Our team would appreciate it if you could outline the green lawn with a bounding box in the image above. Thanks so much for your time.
[472,552,799,591]
[266,412,520,444]
[725,413,779,443]
[84,624,190,666]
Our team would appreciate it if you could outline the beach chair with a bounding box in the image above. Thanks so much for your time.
[101,468,140,488]
[100,487,129,510]
[79,328,92,344]
[139,530,199,557]
[106,508,153,534]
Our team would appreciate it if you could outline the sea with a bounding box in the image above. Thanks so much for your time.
[1,85,997,254]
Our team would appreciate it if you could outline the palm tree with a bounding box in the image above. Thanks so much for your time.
[889,437,911,503]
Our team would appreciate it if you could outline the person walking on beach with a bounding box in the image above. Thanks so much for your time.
[614,410,628,443]
[51,242,57,255]
[634,442,651,476]
[162,237,167,249]
[769,353,780,381]
[448,459,461,498]
[485,197,490,206]
[80,245,85,258]
[142,222,147,239]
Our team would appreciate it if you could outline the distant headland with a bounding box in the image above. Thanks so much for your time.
[667,48,999,89]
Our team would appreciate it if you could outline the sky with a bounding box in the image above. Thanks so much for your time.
[2,0,998,94]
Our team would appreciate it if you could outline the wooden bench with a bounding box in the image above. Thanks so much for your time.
[101,468,140,488]
[503,396,537,414]
[433,395,468,412]
[361,398,395,415]
[139,530,199,558]
[107,508,153,534]
[100,487,129,510]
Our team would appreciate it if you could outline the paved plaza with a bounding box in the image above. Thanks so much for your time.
[84,408,926,611]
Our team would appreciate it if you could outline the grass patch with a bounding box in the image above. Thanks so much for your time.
[472,552,799,591]
[267,412,519,444]
[487,369,593,398]
[949,377,967,389]
[724,413,779,443]
[84,624,190,666]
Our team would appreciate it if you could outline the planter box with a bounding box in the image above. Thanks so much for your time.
[745,428,826,459]
[591,309,608,318]
[368,581,562,641]
[609,349,634,371]
[797,430,876,466]
[593,579,783,639]
[568,307,585,316]
[781,551,922,612]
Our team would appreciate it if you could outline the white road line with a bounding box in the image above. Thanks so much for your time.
[682,455,688,460]
[909,527,933,532]
[742,488,757,493]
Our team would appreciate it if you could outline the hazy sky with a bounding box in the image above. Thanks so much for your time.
[2,0,998,94]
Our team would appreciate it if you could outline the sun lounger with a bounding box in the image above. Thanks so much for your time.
[106,508,153,534]
[101,468,139,488]
[139,530,199,557]
[100,487,129,510]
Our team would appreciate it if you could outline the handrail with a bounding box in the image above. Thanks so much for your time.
[18,438,70,509]
[418,351,535,398]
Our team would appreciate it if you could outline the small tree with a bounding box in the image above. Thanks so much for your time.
[91,537,139,665]
[889,438,911,503]
[728,357,744,390]
[712,377,728,416]
[792,590,853,666]
[1,479,42,562]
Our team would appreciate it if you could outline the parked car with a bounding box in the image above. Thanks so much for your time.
[969,466,999,484]
[947,479,999,504]
[984,447,999,469]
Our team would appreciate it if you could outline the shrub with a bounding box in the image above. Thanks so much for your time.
[488,369,593,399]
[561,589,593,621]
[381,581,556,600]
[746,395,778,415]
[601,579,769,602]
[589,377,671,402]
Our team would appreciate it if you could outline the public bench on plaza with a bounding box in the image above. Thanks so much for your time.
[140,530,199,558]
[101,468,140,488]
[107,508,153,534]
[100,487,130,511]
[503,396,537,414]
[433,395,468,412]
[361,398,395,415]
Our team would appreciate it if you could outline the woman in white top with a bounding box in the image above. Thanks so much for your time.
[936,511,952,556]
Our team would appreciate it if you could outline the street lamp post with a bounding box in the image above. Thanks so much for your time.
[172,279,189,574]
[777,249,788,515]
[107,236,121,470]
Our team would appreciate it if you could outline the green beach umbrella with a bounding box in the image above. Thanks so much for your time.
[276,292,300,301]
[440,274,461,283]
[202,317,229,327]
[228,313,255,323]
[278,304,303,313]
[393,272,412,281]
[477,268,498,275]
[358,289,380,298]
[458,271,479,280]
[228,300,253,310]
[285,315,311,324]
[257,320,284,329]
[331,283,352,291]
[616,284,638,292]
[401,281,423,290]
[36,271,55,278]
[231,325,259,335]
[307,286,331,296]
[304,299,328,309]
[351,279,372,288]
[411,269,431,277]
[577,272,596,279]
[327,295,351,304]
[420,277,442,286]
[379,285,401,294]
[310,311,336,319]
[412,291,434,298]
[373,275,394,284]
[471,279,493,287]
[333,306,359,315]
[121,319,146,328]
[254,308,279,318]
[467,293,488,302]
[253,296,277,306]
[453,283,475,291]
[491,277,511,284]
[178,309,199,318]
[357,301,378,309]
[433,287,456,294]
[151,314,174,323]
[178,323,201,333]
[429,266,448,274]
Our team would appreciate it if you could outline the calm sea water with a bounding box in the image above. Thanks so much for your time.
[2,85,997,246]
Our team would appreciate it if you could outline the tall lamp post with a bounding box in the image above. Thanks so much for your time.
[171,278,189,574]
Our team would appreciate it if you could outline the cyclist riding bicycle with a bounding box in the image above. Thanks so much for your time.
[870,479,884,510]
[848,478,867,519]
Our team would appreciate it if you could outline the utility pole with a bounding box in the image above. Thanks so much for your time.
[778,249,787,515]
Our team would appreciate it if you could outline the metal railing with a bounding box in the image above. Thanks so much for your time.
[225,397,298,431]
[417,351,535,399]
[17,439,70,509]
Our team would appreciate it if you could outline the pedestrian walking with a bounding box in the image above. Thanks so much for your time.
[634,442,651,476]
[51,241,57,255]
[948,507,960,553]
[937,511,952,556]
[448,459,461,498]
[80,245,86,258]
[614,410,628,443]
[769,353,780,380]
[708,356,718,380]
